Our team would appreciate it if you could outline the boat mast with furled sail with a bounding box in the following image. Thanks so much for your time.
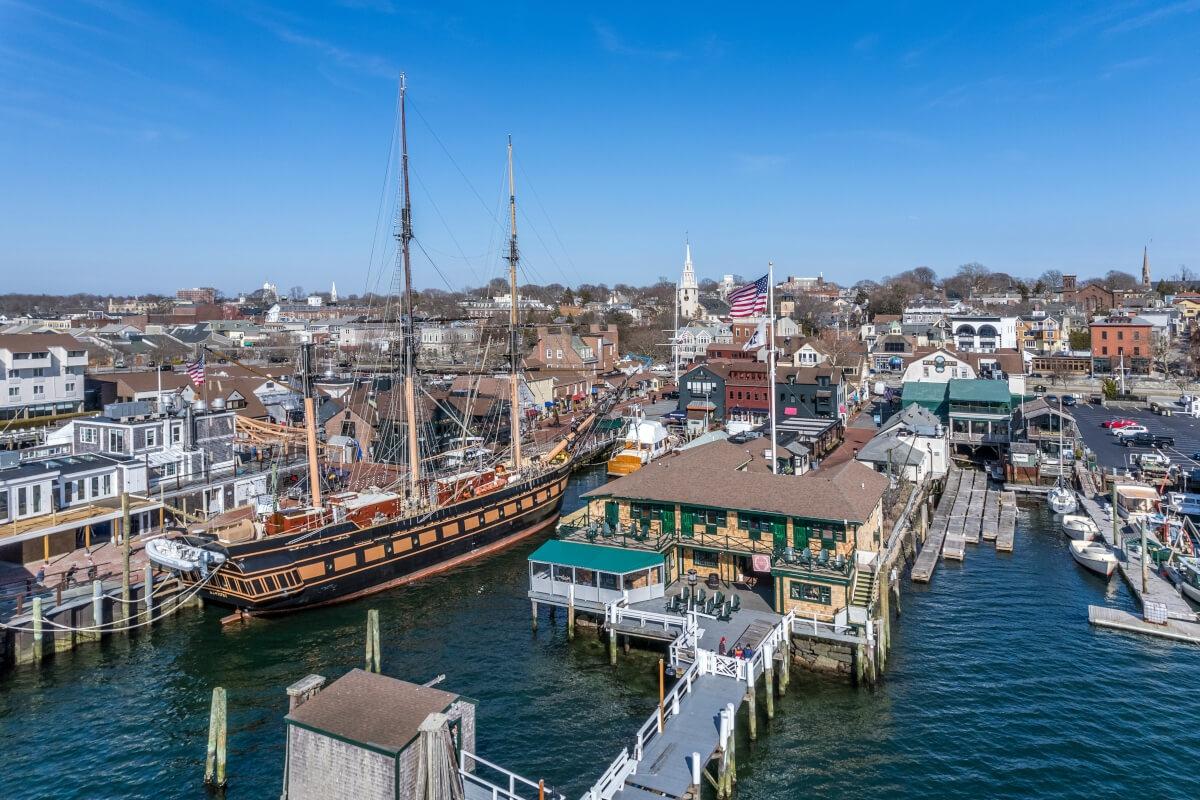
[146,77,620,614]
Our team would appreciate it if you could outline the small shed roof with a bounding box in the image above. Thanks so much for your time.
[286,669,459,756]
[528,539,663,574]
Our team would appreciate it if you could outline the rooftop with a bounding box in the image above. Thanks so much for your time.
[528,539,664,574]
[285,669,460,755]
[584,439,887,524]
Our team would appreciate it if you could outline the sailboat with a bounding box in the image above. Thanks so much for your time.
[1047,395,1077,514]
[148,79,610,613]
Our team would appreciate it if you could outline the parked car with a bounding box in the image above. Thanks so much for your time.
[1102,418,1136,429]
[1062,394,1078,407]
[1124,432,1175,448]
[1045,394,1059,404]
[1114,424,1149,439]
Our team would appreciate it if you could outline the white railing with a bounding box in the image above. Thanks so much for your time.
[582,661,702,800]
[460,751,563,800]
[667,613,699,666]
[788,611,860,640]
[605,596,688,635]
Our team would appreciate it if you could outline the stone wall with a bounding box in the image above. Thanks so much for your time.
[790,632,855,677]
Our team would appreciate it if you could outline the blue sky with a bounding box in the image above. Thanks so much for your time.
[1,1,1198,296]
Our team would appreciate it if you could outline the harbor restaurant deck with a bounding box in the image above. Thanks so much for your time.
[527,539,665,608]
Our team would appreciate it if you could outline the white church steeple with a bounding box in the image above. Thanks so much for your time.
[679,240,699,319]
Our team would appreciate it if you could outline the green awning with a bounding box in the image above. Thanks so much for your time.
[528,539,663,574]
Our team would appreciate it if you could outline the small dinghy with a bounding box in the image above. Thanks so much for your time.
[1061,514,1100,542]
[1069,540,1117,578]
[146,537,226,574]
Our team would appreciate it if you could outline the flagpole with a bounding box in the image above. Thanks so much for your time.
[768,261,777,474]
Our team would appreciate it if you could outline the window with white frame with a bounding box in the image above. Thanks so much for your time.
[80,427,97,444]
[145,428,157,447]
[33,385,44,396]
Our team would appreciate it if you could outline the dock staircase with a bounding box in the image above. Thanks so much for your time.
[851,569,876,609]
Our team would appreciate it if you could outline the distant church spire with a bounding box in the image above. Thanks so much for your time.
[331,281,338,304]
[679,239,699,319]
[1142,246,1151,288]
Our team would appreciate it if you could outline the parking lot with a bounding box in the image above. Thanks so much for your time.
[1070,399,1200,473]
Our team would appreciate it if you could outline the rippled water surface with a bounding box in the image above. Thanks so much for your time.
[1,474,1197,800]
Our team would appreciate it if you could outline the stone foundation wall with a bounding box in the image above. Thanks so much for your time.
[790,633,854,677]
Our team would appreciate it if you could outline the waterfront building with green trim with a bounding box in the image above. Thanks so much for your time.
[564,439,889,620]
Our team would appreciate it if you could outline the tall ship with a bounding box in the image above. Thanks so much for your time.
[148,79,611,614]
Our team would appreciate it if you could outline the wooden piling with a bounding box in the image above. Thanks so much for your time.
[365,609,381,673]
[84,524,91,551]
[144,564,154,620]
[763,645,775,720]
[204,686,227,788]
[530,600,538,632]
[777,642,790,696]
[745,667,757,740]
[120,492,131,624]
[32,595,43,663]
[608,625,617,666]
[87,579,103,642]
[567,587,575,641]
[658,658,665,734]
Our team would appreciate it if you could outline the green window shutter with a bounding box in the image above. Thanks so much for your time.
[661,506,675,534]
[772,519,787,548]
[605,501,618,528]
[793,518,810,549]
[680,508,694,538]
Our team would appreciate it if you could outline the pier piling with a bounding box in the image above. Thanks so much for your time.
[31,596,43,663]
[778,642,790,696]
[144,564,154,620]
[567,586,575,641]
[763,644,775,720]
[608,626,617,666]
[204,687,227,788]
[87,579,103,642]
[746,664,757,740]
[120,491,131,625]
[365,609,381,673]
[690,752,702,796]
[530,600,538,632]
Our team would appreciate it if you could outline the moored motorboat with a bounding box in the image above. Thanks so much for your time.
[1069,540,1117,578]
[1061,514,1099,542]
[145,537,226,573]
[1178,556,1200,605]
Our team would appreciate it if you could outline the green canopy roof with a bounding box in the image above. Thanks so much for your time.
[947,378,1012,403]
[528,539,663,574]
[901,382,948,403]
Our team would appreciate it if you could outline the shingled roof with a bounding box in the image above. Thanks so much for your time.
[584,439,887,524]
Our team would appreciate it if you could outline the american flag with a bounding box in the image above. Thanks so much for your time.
[186,355,206,386]
[727,274,769,318]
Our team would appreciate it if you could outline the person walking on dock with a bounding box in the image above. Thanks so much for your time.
[719,636,727,656]
[35,564,46,587]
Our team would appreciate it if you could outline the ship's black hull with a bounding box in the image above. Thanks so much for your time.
[188,463,572,614]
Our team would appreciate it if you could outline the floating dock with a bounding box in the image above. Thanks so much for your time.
[996,491,1017,552]
[911,469,963,582]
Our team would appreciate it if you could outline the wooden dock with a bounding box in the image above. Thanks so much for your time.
[981,487,1000,541]
[912,469,963,582]
[996,491,1017,552]
[1087,605,1200,644]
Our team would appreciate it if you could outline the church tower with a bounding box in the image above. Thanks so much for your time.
[1141,246,1151,288]
[679,242,699,319]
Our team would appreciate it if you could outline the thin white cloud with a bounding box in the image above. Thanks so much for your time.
[267,23,398,79]
[592,20,682,62]
[1106,0,1200,33]
[853,33,880,53]
[735,153,790,173]
[1101,55,1158,78]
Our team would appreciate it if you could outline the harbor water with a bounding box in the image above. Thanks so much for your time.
[2,469,1197,800]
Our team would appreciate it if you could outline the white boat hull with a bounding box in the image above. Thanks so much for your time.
[1182,580,1200,605]
[146,537,226,573]
[1069,540,1117,578]
[1048,487,1077,515]
[1061,515,1099,542]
